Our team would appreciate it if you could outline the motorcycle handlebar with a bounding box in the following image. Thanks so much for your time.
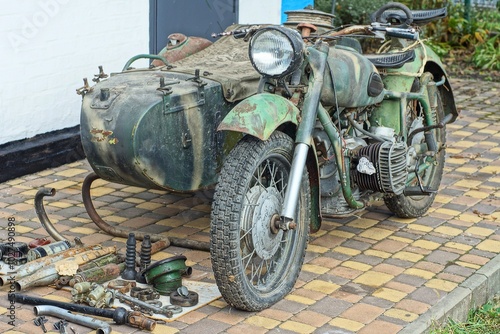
[385,27,419,40]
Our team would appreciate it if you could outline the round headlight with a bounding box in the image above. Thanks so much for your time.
[249,26,304,78]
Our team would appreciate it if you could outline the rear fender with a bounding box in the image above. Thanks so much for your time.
[217,93,300,141]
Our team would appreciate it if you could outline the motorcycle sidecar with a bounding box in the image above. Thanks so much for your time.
[80,26,260,193]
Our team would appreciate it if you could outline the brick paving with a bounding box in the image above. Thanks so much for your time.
[0,78,499,333]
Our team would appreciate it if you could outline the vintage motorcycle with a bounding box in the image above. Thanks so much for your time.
[79,2,457,311]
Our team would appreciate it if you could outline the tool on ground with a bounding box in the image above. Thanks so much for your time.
[121,233,137,280]
[0,244,106,286]
[27,240,71,262]
[28,238,51,249]
[13,246,116,291]
[0,242,29,266]
[77,253,124,273]
[114,290,179,317]
[71,282,114,308]
[53,319,68,334]
[34,315,48,333]
[11,293,156,331]
[135,235,151,283]
[106,279,136,294]
[170,286,199,307]
[35,305,110,334]
[69,262,125,287]
[130,286,160,301]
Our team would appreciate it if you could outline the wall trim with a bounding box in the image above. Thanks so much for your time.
[0,126,85,183]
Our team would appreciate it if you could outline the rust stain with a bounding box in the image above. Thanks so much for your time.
[90,128,116,143]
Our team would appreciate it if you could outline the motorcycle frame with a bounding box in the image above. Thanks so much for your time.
[218,35,458,231]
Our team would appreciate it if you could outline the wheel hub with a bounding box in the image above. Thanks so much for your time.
[252,187,283,260]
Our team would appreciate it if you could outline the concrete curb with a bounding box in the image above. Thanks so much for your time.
[399,253,500,334]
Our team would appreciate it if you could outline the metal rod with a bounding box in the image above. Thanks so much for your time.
[10,293,156,331]
[34,188,68,242]
[318,104,364,210]
[81,173,209,251]
[34,305,111,334]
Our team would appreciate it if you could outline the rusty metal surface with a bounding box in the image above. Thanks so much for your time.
[81,70,235,192]
[152,34,212,66]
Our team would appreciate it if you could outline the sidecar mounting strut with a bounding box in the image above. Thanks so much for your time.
[34,173,210,252]
[81,173,210,251]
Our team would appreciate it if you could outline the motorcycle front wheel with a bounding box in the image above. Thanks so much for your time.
[210,131,310,311]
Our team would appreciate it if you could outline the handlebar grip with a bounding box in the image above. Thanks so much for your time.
[386,27,419,40]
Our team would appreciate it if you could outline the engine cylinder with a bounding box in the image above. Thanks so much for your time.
[352,141,408,195]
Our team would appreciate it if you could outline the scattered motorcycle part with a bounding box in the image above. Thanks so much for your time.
[0,244,105,286]
[130,286,160,301]
[107,279,136,294]
[35,305,111,334]
[69,262,125,287]
[27,240,71,262]
[54,276,72,289]
[0,242,29,265]
[78,253,124,272]
[28,238,51,249]
[170,287,199,307]
[12,293,156,331]
[165,305,183,314]
[53,319,68,334]
[127,311,157,331]
[71,282,114,309]
[121,233,137,280]
[14,246,116,291]
[143,255,192,295]
[34,188,71,243]
[135,235,152,283]
[82,173,210,252]
[114,290,174,317]
[33,315,48,333]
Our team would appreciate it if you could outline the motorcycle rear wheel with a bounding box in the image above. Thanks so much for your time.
[210,131,310,311]
[384,87,446,218]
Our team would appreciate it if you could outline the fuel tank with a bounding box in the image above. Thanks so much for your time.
[80,70,235,192]
[321,45,385,108]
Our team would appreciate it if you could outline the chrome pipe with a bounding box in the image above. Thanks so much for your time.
[34,305,111,334]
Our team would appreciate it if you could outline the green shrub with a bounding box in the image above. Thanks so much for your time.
[315,0,387,25]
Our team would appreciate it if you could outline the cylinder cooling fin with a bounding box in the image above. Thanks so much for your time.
[352,141,408,195]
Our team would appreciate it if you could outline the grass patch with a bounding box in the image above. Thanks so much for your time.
[430,296,500,334]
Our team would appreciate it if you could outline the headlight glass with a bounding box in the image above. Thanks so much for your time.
[249,27,303,78]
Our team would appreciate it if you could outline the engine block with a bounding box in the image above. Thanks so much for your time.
[352,141,408,195]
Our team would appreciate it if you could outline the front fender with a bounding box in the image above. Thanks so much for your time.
[217,93,300,141]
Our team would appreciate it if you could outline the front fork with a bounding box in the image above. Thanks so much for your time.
[279,42,329,227]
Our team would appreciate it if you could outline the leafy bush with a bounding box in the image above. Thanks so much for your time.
[315,0,387,25]
[314,0,499,72]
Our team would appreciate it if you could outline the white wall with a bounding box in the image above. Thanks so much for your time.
[238,0,282,24]
[0,0,150,145]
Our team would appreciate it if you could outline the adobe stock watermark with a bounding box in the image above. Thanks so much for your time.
[7,0,69,53]
[5,217,17,326]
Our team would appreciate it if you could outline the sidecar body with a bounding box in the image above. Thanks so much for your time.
[80,27,260,192]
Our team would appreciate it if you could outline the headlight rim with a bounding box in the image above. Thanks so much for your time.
[248,26,304,79]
